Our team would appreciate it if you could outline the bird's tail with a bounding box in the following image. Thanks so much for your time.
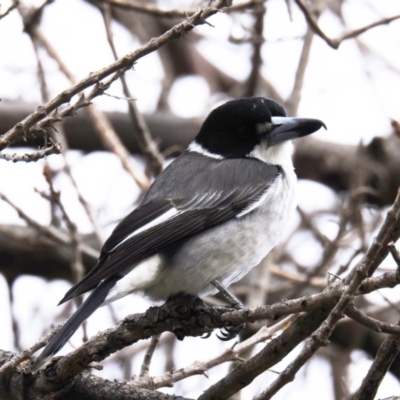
[31,276,119,373]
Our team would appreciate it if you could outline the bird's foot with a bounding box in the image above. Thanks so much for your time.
[162,292,244,341]
[210,278,243,310]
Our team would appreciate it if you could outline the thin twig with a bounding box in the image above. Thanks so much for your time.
[345,303,400,335]
[353,322,400,400]
[0,192,99,260]
[0,0,18,20]
[289,201,352,298]
[286,0,328,114]
[297,207,329,247]
[285,25,315,115]
[254,189,400,400]
[64,162,106,244]
[101,4,164,176]
[295,0,400,50]
[0,0,232,151]
[135,315,296,389]
[268,264,325,288]
[0,142,61,162]
[243,0,265,97]
[0,324,63,376]
[99,0,257,18]
[388,242,400,268]
[138,334,161,378]
[35,171,89,340]
[30,18,106,245]
[42,167,85,283]
[31,24,150,190]
[340,14,400,42]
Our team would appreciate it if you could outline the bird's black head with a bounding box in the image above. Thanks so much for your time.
[192,97,325,159]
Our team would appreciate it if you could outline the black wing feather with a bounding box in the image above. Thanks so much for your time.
[102,200,172,253]
[60,202,173,304]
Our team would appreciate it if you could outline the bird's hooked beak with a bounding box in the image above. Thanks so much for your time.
[266,116,326,146]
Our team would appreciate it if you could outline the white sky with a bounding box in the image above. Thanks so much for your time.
[1,0,400,398]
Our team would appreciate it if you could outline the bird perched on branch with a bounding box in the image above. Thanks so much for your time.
[31,97,325,372]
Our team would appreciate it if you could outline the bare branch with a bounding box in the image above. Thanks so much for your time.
[285,24,314,115]
[0,324,62,376]
[99,0,258,18]
[388,242,400,269]
[346,304,400,335]
[339,14,400,43]
[135,315,296,389]
[0,0,232,151]
[295,0,400,50]
[0,348,192,400]
[254,189,400,399]
[101,4,164,176]
[0,0,18,20]
[353,324,400,400]
[199,305,332,400]
[27,271,398,384]
[26,17,150,189]
[243,0,265,97]
[0,141,61,162]
[138,334,161,379]
[0,192,99,260]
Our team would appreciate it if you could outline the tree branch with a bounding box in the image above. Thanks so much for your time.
[101,3,164,176]
[353,324,400,400]
[0,141,61,162]
[0,0,232,151]
[345,304,400,335]
[254,188,400,399]
[295,0,400,50]
[0,349,192,400]
[23,271,400,396]
[97,0,258,18]
[0,0,18,20]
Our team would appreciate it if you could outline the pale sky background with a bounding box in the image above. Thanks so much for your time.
[1,0,400,398]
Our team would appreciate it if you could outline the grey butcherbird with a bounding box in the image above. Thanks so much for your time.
[31,97,325,372]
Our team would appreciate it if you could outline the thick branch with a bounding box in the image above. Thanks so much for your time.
[0,349,191,400]
[0,225,98,284]
[2,103,400,206]
[29,272,400,380]
[0,270,397,398]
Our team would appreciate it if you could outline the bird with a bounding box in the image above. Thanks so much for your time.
[31,96,325,372]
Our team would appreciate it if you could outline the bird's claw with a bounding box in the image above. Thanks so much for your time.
[216,323,246,341]
[201,331,212,339]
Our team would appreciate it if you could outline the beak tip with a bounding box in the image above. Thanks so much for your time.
[312,119,327,132]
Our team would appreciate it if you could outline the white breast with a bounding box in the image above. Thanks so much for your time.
[144,163,298,300]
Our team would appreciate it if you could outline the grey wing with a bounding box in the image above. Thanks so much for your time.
[59,153,281,303]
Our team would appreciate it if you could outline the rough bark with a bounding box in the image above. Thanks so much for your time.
[0,349,191,400]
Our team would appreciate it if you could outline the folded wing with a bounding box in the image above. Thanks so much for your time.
[59,153,281,304]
